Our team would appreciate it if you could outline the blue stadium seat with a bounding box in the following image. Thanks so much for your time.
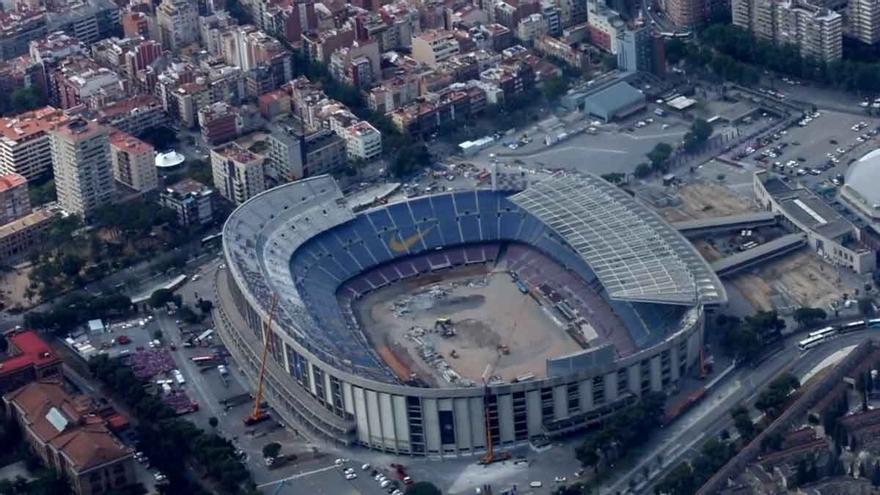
[459,215,482,243]
[453,191,477,215]
[408,198,435,223]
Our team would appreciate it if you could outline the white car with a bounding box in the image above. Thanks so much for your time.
[555,476,567,483]
[362,463,371,471]
[345,473,357,480]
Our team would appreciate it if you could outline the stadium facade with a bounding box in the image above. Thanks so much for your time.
[213,173,726,456]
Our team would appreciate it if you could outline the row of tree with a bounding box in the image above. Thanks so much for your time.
[88,355,257,495]
[669,22,880,94]
[575,393,666,472]
[653,438,736,495]
[716,311,786,364]
[24,292,134,333]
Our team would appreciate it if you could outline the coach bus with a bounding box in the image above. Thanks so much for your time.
[807,326,837,339]
[840,320,867,333]
[191,356,215,364]
[798,334,826,351]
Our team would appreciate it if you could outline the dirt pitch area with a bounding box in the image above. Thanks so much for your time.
[0,263,36,310]
[352,266,581,387]
[730,250,857,311]
[659,182,757,223]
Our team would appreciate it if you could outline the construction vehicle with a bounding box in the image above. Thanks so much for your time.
[435,317,455,337]
[478,378,511,465]
[243,294,278,426]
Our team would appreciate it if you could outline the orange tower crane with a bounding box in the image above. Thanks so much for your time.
[243,293,278,426]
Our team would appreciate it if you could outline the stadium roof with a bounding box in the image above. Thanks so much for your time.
[510,174,726,305]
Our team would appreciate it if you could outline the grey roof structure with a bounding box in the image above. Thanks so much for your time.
[510,174,726,305]
[581,82,645,117]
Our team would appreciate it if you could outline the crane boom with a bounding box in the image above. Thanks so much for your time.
[244,293,278,426]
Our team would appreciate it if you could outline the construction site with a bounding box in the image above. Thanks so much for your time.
[352,257,589,388]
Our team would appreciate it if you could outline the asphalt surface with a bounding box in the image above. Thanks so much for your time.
[600,327,878,495]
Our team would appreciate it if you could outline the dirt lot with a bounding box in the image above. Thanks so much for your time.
[353,266,580,386]
[0,263,35,310]
[659,182,757,222]
[730,250,855,311]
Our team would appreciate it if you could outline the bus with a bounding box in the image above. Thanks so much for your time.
[807,326,837,339]
[191,356,215,364]
[201,232,222,247]
[840,320,867,333]
[798,334,826,351]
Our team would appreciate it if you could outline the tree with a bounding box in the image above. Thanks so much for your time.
[646,143,673,173]
[654,462,695,495]
[541,76,570,101]
[405,482,442,495]
[390,142,431,178]
[209,417,218,429]
[197,299,214,314]
[9,87,45,114]
[262,442,281,459]
[755,373,800,418]
[149,289,174,308]
[683,119,713,152]
[859,298,876,316]
[634,163,653,178]
[793,307,827,328]
[730,405,755,440]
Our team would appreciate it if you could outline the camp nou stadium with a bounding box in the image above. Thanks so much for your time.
[213,172,726,456]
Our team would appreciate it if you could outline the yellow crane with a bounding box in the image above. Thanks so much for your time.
[243,293,278,426]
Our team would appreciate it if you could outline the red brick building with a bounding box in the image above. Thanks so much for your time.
[0,331,62,395]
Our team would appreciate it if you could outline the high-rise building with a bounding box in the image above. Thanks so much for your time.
[732,0,842,62]
[0,106,68,180]
[846,0,880,44]
[0,173,30,226]
[617,25,664,74]
[665,0,706,28]
[108,130,157,193]
[210,141,265,205]
[157,0,198,51]
[50,118,115,219]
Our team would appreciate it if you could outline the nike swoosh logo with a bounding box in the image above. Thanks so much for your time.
[388,225,434,253]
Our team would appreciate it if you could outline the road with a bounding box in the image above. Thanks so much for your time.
[600,329,874,494]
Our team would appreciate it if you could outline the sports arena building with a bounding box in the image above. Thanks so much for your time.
[213,173,726,456]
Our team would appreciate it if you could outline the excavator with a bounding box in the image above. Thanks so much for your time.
[243,293,278,426]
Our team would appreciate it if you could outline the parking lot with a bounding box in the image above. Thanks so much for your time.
[732,109,880,188]
[465,105,695,176]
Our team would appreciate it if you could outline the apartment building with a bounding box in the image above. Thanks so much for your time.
[846,0,880,44]
[516,13,549,45]
[0,173,31,226]
[587,0,625,53]
[664,0,706,27]
[733,0,842,61]
[50,118,115,219]
[0,208,57,264]
[159,178,214,226]
[108,130,157,193]
[265,117,346,180]
[0,106,68,180]
[157,0,198,51]
[0,10,48,61]
[94,95,168,136]
[411,30,461,67]
[341,121,382,161]
[50,56,122,110]
[210,141,266,205]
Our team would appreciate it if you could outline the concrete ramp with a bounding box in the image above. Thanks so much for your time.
[711,233,807,277]
[673,212,778,237]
